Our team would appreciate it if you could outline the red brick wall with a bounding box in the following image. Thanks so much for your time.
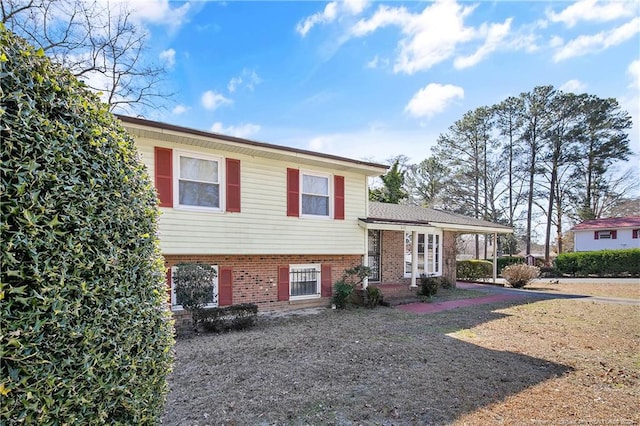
[442,231,457,285]
[164,254,361,312]
[379,230,410,284]
[378,230,457,285]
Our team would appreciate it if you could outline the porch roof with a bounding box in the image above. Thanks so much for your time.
[360,202,513,234]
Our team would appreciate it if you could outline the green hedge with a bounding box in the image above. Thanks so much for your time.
[199,304,259,332]
[457,260,493,281]
[554,249,640,277]
[490,256,526,271]
[1,27,173,424]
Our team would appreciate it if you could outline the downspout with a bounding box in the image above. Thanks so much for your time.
[411,230,418,288]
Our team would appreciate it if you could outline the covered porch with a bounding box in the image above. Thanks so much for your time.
[360,202,514,292]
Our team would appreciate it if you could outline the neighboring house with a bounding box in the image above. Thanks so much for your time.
[571,217,640,252]
[119,116,512,325]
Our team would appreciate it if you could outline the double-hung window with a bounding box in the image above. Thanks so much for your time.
[301,172,330,217]
[289,264,321,299]
[170,265,219,311]
[176,152,221,210]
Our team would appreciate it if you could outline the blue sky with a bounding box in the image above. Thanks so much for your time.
[126,0,639,165]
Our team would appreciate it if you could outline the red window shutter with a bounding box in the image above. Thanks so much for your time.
[165,268,172,305]
[594,231,599,240]
[287,168,299,217]
[611,230,617,239]
[154,147,173,207]
[321,264,332,297]
[334,175,345,220]
[278,266,290,301]
[226,158,241,213]
[633,229,638,239]
[219,268,233,306]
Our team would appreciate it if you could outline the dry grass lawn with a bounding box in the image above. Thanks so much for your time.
[525,279,639,299]
[163,285,639,425]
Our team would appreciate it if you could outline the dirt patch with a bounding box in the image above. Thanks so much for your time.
[163,294,639,425]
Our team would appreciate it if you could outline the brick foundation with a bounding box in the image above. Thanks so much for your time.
[164,254,361,313]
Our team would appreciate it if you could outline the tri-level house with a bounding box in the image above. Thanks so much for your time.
[119,116,512,325]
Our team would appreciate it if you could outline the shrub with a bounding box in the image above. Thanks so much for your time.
[332,265,371,309]
[365,285,383,308]
[418,275,439,298]
[555,249,640,277]
[172,263,217,330]
[501,264,540,288]
[333,281,354,309]
[492,256,526,271]
[0,27,174,424]
[199,304,258,333]
[457,260,493,281]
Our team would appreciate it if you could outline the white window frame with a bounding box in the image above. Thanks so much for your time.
[300,170,332,219]
[289,263,321,301]
[597,230,612,239]
[174,150,224,212]
[404,231,443,278]
[171,265,219,311]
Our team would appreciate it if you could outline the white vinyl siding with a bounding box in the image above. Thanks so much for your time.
[136,138,369,255]
[574,229,640,251]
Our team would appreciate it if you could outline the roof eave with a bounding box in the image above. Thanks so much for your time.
[119,115,388,176]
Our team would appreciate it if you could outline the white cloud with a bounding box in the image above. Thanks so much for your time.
[547,0,636,28]
[454,18,512,69]
[159,48,176,68]
[227,69,262,93]
[351,1,477,74]
[297,2,339,36]
[201,90,232,111]
[172,104,188,115]
[404,83,464,118]
[124,0,191,31]
[553,17,640,61]
[296,0,368,37]
[210,122,261,139]
[228,76,242,93]
[559,79,587,93]
[628,59,640,90]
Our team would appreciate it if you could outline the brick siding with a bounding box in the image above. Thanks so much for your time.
[377,230,457,286]
[165,253,361,311]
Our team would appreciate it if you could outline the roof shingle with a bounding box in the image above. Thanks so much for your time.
[571,216,640,230]
[365,202,512,231]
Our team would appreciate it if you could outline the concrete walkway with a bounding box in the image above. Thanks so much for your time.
[396,281,639,315]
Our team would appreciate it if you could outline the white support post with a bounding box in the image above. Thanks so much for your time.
[410,230,419,288]
[492,232,498,284]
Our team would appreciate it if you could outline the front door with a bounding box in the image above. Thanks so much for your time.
[368,229,381,282]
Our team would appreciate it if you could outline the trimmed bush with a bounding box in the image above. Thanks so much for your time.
[173,263,217,330]
[365,285,383,308]
[501,264,540,288]
[492,256,526,271]
[1,27,174,424]
[199,304,258,333]
[457,260,493,281]
[332,265,371,309]
[555,249,640,277]
[418,274,439,298]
